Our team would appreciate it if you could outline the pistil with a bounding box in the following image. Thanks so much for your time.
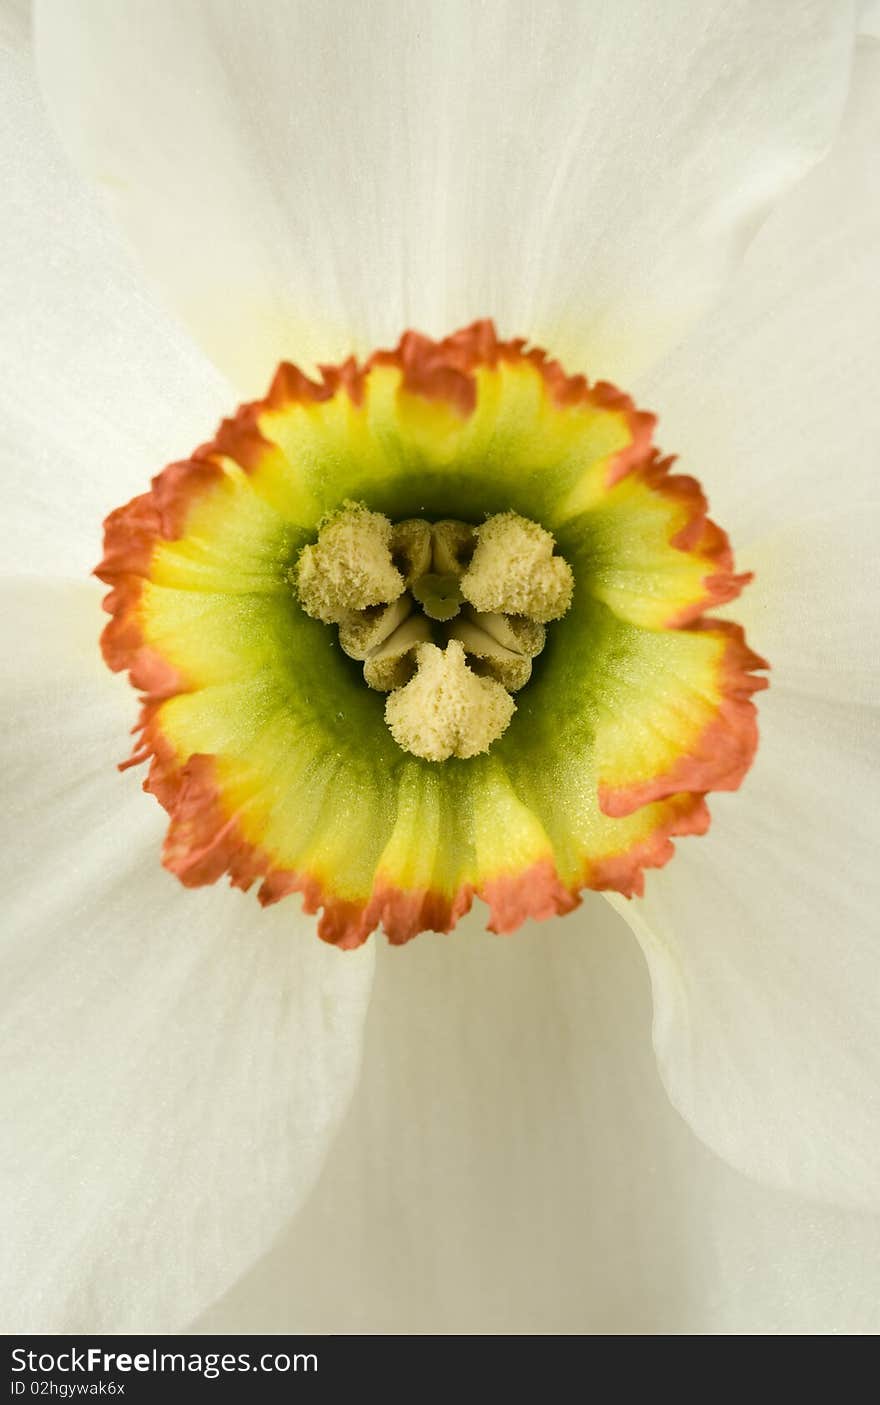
[411,572,464,621]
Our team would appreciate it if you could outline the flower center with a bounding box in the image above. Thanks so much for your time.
[97,320,768,947]
[293,502,574,761]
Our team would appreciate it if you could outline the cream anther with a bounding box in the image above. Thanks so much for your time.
[338,595,413,661]
[295,503,404,623]
[447,618,532,691]
[363,614,432,691]
[460,512,573,622]
[384,640,515,761]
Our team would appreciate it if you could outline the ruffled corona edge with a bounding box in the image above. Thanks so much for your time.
[96,321,767,946]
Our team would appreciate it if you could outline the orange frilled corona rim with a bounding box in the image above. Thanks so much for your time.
[96,320,768,947]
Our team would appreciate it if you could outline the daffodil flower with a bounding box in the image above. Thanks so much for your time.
[3,0,879,1333]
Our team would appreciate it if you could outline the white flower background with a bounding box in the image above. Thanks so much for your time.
[2,0,879,1334]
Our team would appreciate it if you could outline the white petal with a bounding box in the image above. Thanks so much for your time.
[0,579,374,1331]
[611,673,880,1210]
[0,22,231,579]
[35,0,855,394]
[615,42,880,1210]
[195,908,880,1334]
[0,0,28,47]
[637,37,880,546]
[861,1,880,39]
[732,506,880,708]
